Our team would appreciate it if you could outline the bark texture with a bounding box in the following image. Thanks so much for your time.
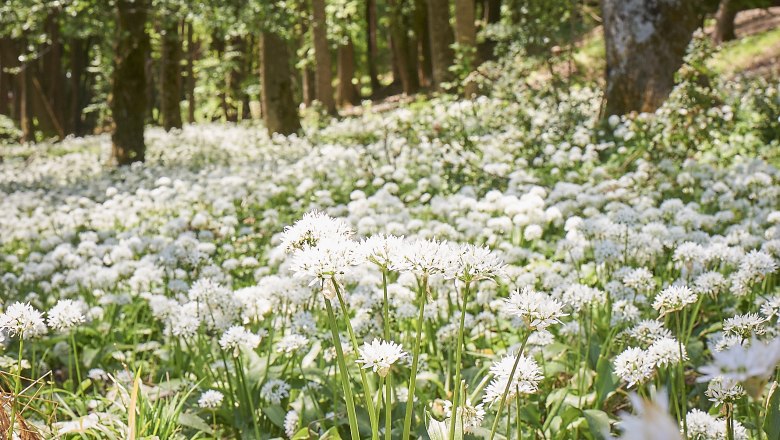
[427,0,455,90]
[110,0,149,165]
[260,31,301,135]
[602,0,711,115]
[311,0,337,114]
[337,38,360,106]
[713,0,737,44]
[454,0,477,97]
[161,18,183,130]
[389,0,420,94]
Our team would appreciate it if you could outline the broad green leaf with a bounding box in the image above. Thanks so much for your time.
[583,409,611,440]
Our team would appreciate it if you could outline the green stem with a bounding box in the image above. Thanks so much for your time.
[675,314,688,439]
[449,280,471,440]
[402,275,429,440]
[326,300,361,440]
[333,280,379,440]
[235,356,261,440]
[8,339,23,440]
[385,373,393,440]
[488,333,530,440]
[70,331,82,393]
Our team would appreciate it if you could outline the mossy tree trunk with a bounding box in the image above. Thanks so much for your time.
[602,0,714,116]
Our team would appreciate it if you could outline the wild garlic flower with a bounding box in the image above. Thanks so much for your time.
[722,313,766,339]
[504,287,567,330]
[698,336,780,398]
[705,376,745,406]
[442,399,485,433]
[692,271,728,297]
[482,354,543,405]
[617,391,681,440]
[260,379,291,404]
[453,243,506,282]
[284,409,300,438]
[198,390,224,409]
[47,299,86,332]
[0,301,47,339]
[614,347,654,388]
[356,339,407,377]
[359,234,404,268]
[647,337,687,368]
[623,267,656,293]
[389,238,457,278]
[276,334,310,354]
[288,237,358,284]
[627,320,673,346]
[685,409,748,440]
[281,211,353,252]
[652,285,697,317]
[560,284,606,313]
[219,325,261,357]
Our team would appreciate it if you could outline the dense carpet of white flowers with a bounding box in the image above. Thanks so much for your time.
[0,73,779,439]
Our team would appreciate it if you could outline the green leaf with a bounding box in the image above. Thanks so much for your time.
[262,405,287,428]
[178,412,213,435]
[583,409,611,440]
[594,355,617,406]
[764,381,780,440]
[291,427,312,440]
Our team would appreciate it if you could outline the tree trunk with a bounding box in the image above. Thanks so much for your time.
[68,38,86,135]
[303,66,316,107]
[454,0,477,97]
[19,63,33,142]
[602,0,710,116]
[260,31,301,135]
[110,0,149,165]
[427,0,455,90]
[713,0,737,44]
[44,12,66,138]
[161,17,183,130]
[186,21,196,124]
[337,38,360,106]
[414,0,433,87]
[0,37,13,117]
[389,0,420,94]
[366,0,381,93]
[477,0,501,62]
[311,0,337,114]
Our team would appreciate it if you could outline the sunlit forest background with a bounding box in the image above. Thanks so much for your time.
[1,0,780,439]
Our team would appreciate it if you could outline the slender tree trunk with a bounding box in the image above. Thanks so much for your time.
[337,38,360,106]
[260,31,301,135]
[303,67,316,106]
[186,21,196,123]
[478,0,501,62]
[713,0,737,44]
[414,0,433,87]
[42,12,65,138]
[455,0,477,97]
[602,0,711,115]
[68,38,86,134]
[311,0,337,114]
[427,0,455,90]
[389,0,420,94]
[161,17,183,130]
[0,37,12,117]
[19,63,33,142]
[366,0,381,93]
[110,0,149,165]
